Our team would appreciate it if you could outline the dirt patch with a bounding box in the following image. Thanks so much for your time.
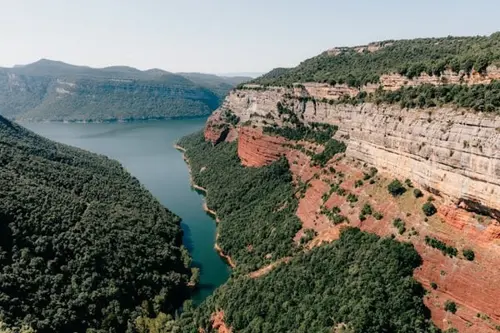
[248,257,291,278]
[210,311,232,333]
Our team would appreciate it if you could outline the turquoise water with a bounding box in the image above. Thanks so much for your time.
[24,119,230,303]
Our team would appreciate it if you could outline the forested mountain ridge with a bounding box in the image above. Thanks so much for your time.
[250,32,500,87]
[0,60,250,122]
[0,115,192,332]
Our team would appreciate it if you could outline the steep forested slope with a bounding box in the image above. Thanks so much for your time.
[177,132,301,273]
[0,60,240,121]
[0,116,191,332]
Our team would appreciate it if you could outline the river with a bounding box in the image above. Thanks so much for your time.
[23,118,231,304]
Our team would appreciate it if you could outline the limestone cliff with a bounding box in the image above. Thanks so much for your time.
[204,84,500,332]
[208,87,500,217]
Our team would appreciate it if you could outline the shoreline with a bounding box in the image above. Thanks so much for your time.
[175,143,235,269]
[17,114,209,124]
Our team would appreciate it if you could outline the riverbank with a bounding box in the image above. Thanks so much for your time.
[175,143,235,269]
[17,114,210,124]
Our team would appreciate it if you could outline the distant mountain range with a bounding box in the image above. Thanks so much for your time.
[0,59,252,122]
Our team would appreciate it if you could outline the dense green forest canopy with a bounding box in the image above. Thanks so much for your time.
[177,132,302,273]
[352,82,500,113]
[0,116,191,332]
[251,32,500,87]
[177,228,437,333]
[0,59,247,121]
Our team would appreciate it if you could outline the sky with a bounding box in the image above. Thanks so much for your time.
[1,0,499,75]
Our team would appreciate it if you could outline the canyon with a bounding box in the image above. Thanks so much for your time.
[203,76,500,332]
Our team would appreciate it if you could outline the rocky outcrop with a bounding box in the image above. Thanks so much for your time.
[204,111,238,144]
[241,66,500,101]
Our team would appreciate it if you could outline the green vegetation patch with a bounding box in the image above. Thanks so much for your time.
[179,228,438,333]
[422,202,437,216]
[393,218,406,235]
[463,248,475,261]
[0,117,191,332]
[388,179,407,197]
[425,236,458,257]
[177,132,302,273]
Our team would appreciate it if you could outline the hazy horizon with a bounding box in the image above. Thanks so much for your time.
[1,0,499,74]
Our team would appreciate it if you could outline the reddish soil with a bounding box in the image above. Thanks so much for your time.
[210,311,232,333]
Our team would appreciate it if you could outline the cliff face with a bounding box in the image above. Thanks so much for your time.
[208,88,500,217]
[204,85,500,332]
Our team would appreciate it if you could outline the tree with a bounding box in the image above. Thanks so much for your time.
[388,179,406,196]
[463,249,475,261]
[413,188,423,198]
[444,300,457,314]
[422,202,437,216]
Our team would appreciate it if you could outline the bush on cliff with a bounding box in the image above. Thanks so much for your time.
[444,300,458,314]
[388,179,406,196]
[463,248,475,261]
[422,202,437,216]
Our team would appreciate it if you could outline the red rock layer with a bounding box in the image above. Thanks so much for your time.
[237,127,286,167]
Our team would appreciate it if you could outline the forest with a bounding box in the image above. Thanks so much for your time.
[0,116,191,332]
[177,132,302,273]
[251,32,500,87]
[177,228,438,333]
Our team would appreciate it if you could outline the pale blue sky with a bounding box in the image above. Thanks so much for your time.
[1,0,499,74]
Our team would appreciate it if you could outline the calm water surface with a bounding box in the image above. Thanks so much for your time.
[24,118,230,303]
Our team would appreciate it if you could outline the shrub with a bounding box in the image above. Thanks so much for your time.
[425,236,458,257]
[422,202,437,216]
[463,248,475,261]
[388,179,406,196]
[359,214,366,221]
[404,179,413,187]
[430,282,438,290]
[373,212,383,220]
[413,188,423,198]
[355,179,364,188]
[361,203,373,216]
[444,300,457,314]
[393,218,406,234]
[347,193,358,203]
